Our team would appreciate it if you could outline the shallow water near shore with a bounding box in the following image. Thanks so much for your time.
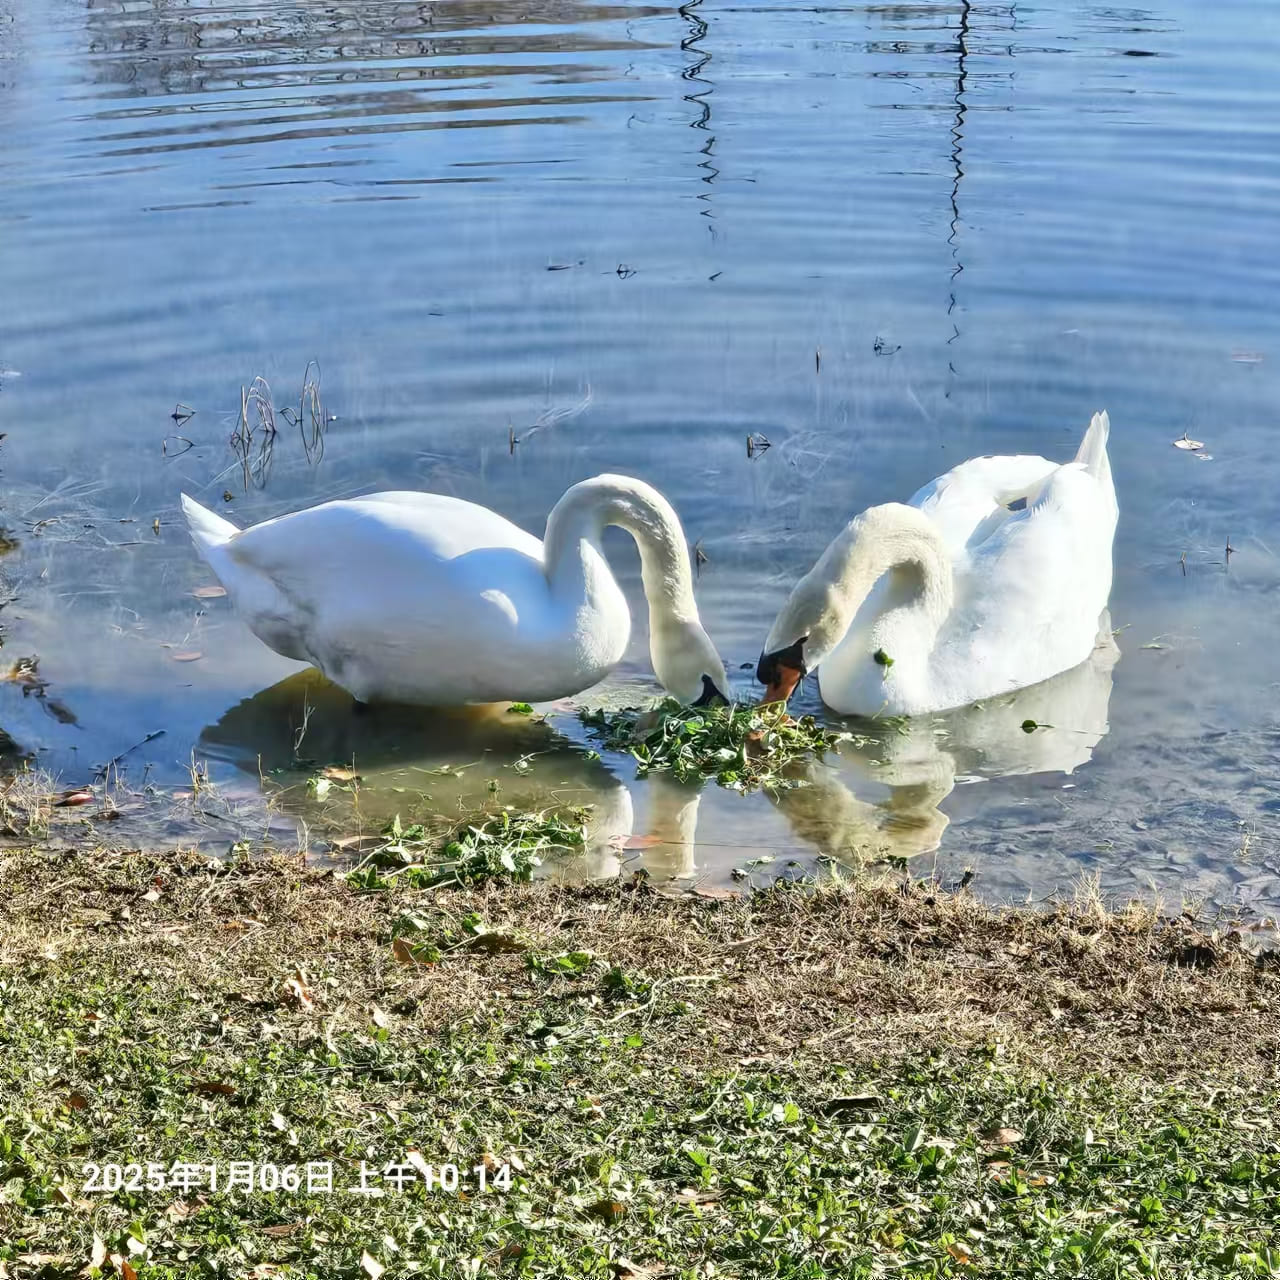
[1,0,1278,915]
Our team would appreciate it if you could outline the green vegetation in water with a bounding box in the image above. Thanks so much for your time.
[347,806,588,891]
[580,698,855,791]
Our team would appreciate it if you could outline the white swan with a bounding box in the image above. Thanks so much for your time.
[181,475,729,707]
[758,412,1117,716]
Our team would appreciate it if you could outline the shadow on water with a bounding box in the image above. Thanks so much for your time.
[196,669,714,882]
[190,637,1120,886]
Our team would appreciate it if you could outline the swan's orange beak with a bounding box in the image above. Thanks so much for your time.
[757,655,798,706]
[761,663,802,705]
[757,637,808,706]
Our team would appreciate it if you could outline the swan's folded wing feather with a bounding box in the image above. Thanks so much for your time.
[960,462,1115,662]
[227,493,541,578]
[911,453,1058,553]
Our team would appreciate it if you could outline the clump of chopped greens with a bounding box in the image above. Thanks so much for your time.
[579,698,855,791]
[347,806,589,890]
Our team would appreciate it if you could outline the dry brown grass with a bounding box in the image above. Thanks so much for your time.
[2,845,1275,1087]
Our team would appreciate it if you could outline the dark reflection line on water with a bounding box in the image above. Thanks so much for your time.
[678,0,718,228]
[84,66,622,122]
[86,91,646,146]
[945,0,972,390]
[89,110,602,158]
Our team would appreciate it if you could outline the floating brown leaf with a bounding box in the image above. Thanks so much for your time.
[331,834,376,851]
[609,833,664,850]
[54,789,95,807]
[320,765,361,783]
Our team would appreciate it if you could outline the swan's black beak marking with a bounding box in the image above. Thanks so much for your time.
[756,636,807,687]
[693,674,729,708]
[757,636,808,705]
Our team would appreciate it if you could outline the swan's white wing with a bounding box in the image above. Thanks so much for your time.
[910,453,1060,553]
[231,492,542,570]
[941,461,1117,696]
[215,493,587,702]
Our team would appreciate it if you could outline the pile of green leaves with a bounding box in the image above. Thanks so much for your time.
[580,698,854,791]
[348,806,589,890]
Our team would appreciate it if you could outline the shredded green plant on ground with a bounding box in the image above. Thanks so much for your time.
[0,846,1277,1279]
[346,806,590,891]
[580,699,857,791]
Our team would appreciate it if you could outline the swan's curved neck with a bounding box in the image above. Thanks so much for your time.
[543,476,700,623]
[790,503,954,672]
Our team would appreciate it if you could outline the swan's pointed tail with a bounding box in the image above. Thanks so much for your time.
[1073,410,1116,515]
[181,493,239,560]
[1074,411,1110,480]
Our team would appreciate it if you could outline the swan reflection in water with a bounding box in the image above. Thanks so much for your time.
[770,628,1120,865]
[197,671,701,881]
[199,630,1116,883]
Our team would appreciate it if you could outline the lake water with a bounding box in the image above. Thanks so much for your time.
[1,0,1278,918]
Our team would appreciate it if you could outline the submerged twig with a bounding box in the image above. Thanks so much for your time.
[508,388,593,450]
[96,729,166,780]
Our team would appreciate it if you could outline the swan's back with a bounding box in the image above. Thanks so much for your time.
[229,491,543,576]
[941,413,1116,693]
[910,411,1114,559]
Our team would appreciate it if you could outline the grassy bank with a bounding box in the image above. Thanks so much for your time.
[1,845,1277,1278]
